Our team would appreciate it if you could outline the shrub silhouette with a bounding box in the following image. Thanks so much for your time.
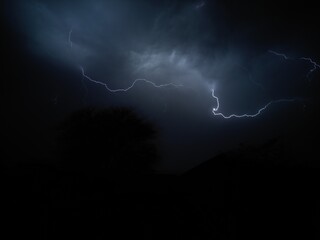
[56,107,158,174]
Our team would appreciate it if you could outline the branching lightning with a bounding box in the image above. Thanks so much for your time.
[68,29,315,119]
[68,29,183,95]
[211,89,295,119]
[80,67,183,92]
[268,50,320,79]
[300,57,320,78]
[210,50,319,118]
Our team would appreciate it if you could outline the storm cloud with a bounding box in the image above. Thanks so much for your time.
[3,0,319,171]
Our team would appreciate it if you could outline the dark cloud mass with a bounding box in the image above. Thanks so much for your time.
[2,0,320,172]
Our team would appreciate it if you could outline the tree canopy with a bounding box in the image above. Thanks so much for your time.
[56,107,158,174]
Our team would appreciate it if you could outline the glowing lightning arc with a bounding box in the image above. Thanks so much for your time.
[68,29,183,93]
[69,29,311,119]
[300,57,320,77]
[268,50,290,60]
[268,50,320,78]
[211,89,296,119]
[80,67,183,93]
[210,49,319,119]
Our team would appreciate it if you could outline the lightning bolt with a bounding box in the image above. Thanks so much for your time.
[210,50,318,119]
[211,89,296,119]
[300,57,320,78]
[80,66,183,92]
[268,50,320,79]
[268,50,290,60]
[68,29,183,95]
[68,29,313,119]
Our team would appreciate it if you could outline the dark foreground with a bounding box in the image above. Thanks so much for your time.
[2,149,319,240]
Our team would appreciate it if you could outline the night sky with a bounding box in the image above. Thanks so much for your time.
[2,0,320,172]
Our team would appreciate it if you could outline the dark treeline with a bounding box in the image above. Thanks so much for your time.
[1,107,320,239]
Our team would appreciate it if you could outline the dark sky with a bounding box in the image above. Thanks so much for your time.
[2,0,320,172]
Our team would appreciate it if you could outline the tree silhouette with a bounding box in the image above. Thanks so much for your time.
[56,107,158,175]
